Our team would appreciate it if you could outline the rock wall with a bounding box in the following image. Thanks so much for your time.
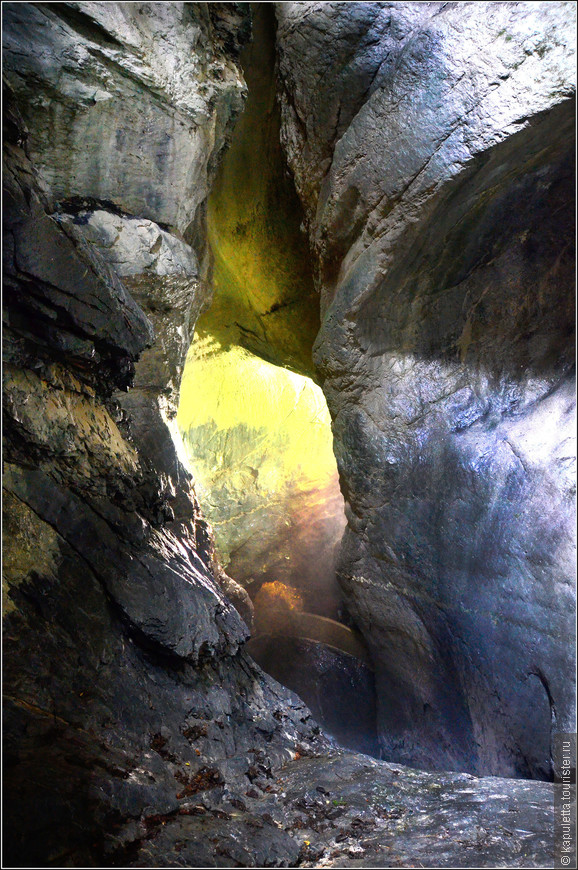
[2,5,324,864]
[275,1,576,778]
[199,2,320,378]
[2,3,574,867]
[2,1,248,237]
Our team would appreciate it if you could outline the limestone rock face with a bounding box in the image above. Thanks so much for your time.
[200,3,320,379]
[2,1,248,236]
[3,136,154,391]
[4,0,255,625]
[2,9,323,864]
[276,1,576,778]
[60,207,202,517]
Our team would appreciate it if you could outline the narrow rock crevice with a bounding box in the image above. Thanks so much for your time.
[2,3,575,868]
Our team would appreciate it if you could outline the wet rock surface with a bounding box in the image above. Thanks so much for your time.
[276,1,576,778]
[122,750,555,868]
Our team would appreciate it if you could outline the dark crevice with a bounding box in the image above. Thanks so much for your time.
[39,4,127,50]
[57,197,172,234]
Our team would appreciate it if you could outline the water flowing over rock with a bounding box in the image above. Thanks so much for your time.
[2,2,575,867]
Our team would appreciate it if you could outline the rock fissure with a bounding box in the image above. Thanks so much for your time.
[3,2,575,868]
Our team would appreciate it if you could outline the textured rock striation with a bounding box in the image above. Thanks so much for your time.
[276,1,576,778]
[2,1,249,236]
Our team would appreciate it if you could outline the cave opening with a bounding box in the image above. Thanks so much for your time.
[177,334,378,756]
[174,2,379,756]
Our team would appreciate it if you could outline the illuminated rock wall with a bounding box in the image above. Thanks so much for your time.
[199,4,320,379]
[178,337,346,620]
[276,1,576,779]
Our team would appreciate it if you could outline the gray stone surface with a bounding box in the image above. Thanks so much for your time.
[3,133,154,390]
[2,3,570,867]
[124,749,556,868]
[3,462,247,661]
[2,1,249,235]
[276,1,576,778]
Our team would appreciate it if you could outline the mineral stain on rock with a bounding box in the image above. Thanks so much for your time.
[2,2,575,868]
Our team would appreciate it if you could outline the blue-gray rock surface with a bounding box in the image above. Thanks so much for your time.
[275,0,576,778]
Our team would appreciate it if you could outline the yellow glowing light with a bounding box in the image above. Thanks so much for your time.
[177,337,337,497]
[176,334,343,578]
[254,581,304,613]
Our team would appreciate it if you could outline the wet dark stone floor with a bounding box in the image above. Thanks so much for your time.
[124,749,554,868]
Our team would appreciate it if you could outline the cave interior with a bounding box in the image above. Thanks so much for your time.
[2,1,576,868]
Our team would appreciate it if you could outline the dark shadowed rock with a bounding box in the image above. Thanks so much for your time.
[121,749,556,868]
[3,116,154,392]
[247,635,379,757]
